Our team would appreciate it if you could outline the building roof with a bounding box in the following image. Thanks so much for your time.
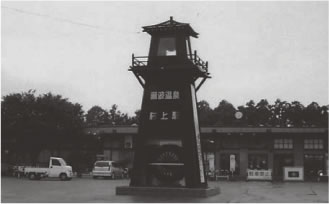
[142,16,199,38]
[84,126,328,136]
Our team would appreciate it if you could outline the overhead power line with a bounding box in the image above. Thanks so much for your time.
[2,6,141,34]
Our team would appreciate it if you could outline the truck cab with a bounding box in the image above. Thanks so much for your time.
[48,157,73,179]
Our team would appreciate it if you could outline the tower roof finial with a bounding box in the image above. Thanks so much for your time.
[142,17,199,38]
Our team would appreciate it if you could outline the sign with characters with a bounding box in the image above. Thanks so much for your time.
[150,91,180,100]
[149,111,180,121]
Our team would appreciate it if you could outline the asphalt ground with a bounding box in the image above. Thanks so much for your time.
[1,176,328,203]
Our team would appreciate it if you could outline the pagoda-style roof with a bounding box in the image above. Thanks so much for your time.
[142,16,199,38]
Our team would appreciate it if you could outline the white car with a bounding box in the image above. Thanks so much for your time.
[92,161,124,179]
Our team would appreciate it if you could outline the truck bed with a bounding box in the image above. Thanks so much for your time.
[24,167,49,173]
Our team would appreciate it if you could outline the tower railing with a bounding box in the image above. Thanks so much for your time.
[132,54,149,67]
[187,51,208,72]
[131,52,208,73]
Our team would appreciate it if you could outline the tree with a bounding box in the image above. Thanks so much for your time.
[108,104,123,125]
[197,100,216,126]
[285,101,305,127]
[269,99,291,127]
[2,90,37,163]
[244,100,257,126]
[130,109,140,125]
[236,105,248,126]
[2,91,84,164]
[86,106,109,126]
[86,104,138,126]
[255,99,271,126]
[319,105,328,127]
[304,102,322,127]
[213,100,236,126]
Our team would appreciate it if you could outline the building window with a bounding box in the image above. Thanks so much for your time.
[304,139,324,150]
[274,138,293,149]
[51,159,61,166]
[157,37,176,56]
[248,154,268,170]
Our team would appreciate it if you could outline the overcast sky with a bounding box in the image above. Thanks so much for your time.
[2,1,328,115]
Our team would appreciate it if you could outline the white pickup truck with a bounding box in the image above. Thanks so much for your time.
[24,157,73,181]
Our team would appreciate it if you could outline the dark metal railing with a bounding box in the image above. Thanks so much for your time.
[132,54,148,67]
[131,51,208,72]
[187,50,208,72]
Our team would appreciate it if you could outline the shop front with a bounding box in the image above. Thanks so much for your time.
[303,138,326,181]
[304,154,325,180]
[83,126,327,182]
[271,138,294,180]
[220,153,240,176]
[216,134,240,179]
[247,154,272,181]
[273,153,294,180]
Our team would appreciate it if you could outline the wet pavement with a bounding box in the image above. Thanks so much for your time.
[1,177,328,203]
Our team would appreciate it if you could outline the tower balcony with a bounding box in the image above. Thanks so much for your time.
[131,51,209,74]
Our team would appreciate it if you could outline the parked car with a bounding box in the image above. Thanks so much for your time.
[24,157,73,181]
[92,161,124,179]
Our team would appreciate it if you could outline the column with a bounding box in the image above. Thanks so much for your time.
[294,136,304,167]
[268,151,273,170]
[239,148,248,178]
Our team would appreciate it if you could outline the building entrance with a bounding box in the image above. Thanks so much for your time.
[273,154,294,180]
[220,153,239,176]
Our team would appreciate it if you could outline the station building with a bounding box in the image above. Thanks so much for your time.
[84,125,328,181]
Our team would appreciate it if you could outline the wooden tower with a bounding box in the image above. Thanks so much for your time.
[129,17,210,188]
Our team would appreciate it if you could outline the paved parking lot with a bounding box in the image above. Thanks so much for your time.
[1,176,328,203]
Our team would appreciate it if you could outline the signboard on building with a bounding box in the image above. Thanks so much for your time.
[283,167,304,181]
[247,169,272,181]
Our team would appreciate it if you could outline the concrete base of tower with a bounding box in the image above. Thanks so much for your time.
[115,186,220,197]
